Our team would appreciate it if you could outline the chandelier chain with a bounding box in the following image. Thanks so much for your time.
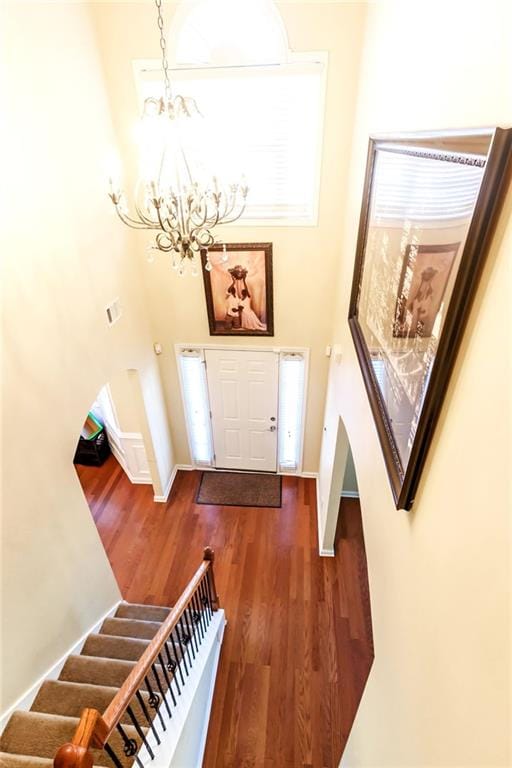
[155,0,171,101]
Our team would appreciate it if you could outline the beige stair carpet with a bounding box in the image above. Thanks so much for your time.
[0,602,180,768]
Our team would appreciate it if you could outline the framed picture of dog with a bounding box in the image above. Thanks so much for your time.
[200,243,274,336]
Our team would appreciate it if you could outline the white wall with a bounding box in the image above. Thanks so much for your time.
[0,2,170,713]
[89,1,368,473]
[318,1,512,765]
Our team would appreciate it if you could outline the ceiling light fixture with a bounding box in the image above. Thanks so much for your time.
[108,0,248,274]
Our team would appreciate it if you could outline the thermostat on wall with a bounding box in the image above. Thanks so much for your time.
[106,298,122,326]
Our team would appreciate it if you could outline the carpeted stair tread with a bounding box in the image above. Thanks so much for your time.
[59,655,169,693]
[0,753,104,768]
[30,680,154,727]
[30,680,119,720]
[0,756,53,768]
[0,712,145,768]
[0,755,103,768]
[115,603,170,623]
[100,617,163,640]
[81,634,150,662]
[59,655,136,689]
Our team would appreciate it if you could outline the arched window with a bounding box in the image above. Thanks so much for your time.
[168,0,289,67]
[135,0,327,225]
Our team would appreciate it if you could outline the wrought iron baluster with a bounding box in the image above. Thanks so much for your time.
[116,723,143,768]
[173,624,189,677]
[186,603,199,654]
[144,674,166,730]
[205,571,215,617]
[126,704,154,760]
[151,663,172,717]
[136,689,161,744]
[104,741,124,768]
[200,578,212,622]
[179,615,194,665]
[192,591,206,640]
[169,630,186,686]
[164,639,181,695]
[157,651,177,707]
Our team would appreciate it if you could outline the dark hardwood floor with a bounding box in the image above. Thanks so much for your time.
[76,455,373,768]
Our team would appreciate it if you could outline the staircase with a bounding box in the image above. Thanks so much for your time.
[0,550,221,768]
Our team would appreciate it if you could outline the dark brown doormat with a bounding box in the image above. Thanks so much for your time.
[196,471,282,508]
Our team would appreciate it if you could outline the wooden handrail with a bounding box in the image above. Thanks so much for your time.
[101,554,212,736]
[53,548,218,767]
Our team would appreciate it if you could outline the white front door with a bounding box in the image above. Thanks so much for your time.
[205,349,278,472]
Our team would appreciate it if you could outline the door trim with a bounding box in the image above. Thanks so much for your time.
[175,343,309,474]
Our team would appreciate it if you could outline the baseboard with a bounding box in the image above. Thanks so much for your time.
[153,464,194,502]
[298,471,319,479]
[319,547,335,557]
[0,599,121,734]
[154,464,177,502]
[341,490,360,499]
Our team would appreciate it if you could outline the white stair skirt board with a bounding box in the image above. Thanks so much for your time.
[137,609,226,768]
[154,465,194,503]
[0,600,121,735]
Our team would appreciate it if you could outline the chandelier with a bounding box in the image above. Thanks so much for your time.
[108,0,248,273]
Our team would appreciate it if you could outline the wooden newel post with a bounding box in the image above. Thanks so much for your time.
[54,709,106,768]
[54,744,93,768]
[203,546,220,611]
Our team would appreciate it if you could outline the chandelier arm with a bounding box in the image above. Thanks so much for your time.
[133,180,163,228]
[222,197,237,219]
[155,232,176,252]
[133,199,162,229]
[189,203,209,229]
[191,227,215,249]
[114,206,157,230]
[217,201,248,225]
[155,203,180,240]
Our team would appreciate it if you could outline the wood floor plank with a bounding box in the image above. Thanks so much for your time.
[76,456,373,767]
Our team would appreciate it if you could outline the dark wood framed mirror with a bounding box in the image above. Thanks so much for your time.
[348,128,512,510]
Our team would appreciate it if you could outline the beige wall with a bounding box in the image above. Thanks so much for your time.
[0,2,171,713]
[318,1,511,765]
[90,1,367,472]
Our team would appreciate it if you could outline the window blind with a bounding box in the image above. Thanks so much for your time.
[278,352,306,472]
[178,350,214,466]
[138,60,325,223]
[372,148,485,222]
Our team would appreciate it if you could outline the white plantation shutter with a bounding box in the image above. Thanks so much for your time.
[372,148,485,222]
[278,352,306,472]
[138,59,325,223]
[178,350,214,466]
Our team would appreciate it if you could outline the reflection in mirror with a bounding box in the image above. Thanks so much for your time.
[349,128,512,509]
[358,145,486,468]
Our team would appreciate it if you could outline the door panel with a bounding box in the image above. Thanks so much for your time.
[205,349,278,471]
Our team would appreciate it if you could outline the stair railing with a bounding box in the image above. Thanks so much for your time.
[54,547,220,768]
